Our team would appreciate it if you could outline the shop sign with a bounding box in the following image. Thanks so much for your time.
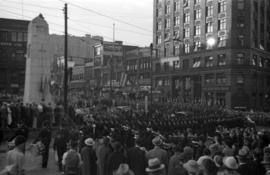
[203,86,230,91]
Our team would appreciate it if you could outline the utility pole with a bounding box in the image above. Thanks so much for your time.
[64,3,68,114]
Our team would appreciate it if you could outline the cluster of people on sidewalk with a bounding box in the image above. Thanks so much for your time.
[49,122,270,175]
[0,101,72,129]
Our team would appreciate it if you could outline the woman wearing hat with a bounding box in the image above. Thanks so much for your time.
[80,138,97,175]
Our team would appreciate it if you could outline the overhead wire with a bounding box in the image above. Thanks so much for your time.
[0,4,63,18]
[58,0,152,33]
[69,18,151,37]
[0,8,139,46]
[2,0,62,10]
[0,9,65,34]
[0,4,151,43]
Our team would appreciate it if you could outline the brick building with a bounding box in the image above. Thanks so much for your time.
[0,18,29,95]
[153,0,270,110]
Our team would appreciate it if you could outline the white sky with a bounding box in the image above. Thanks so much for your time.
[0,0,153,46]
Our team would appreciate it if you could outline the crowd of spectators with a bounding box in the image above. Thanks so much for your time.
[3,99,270,175]
[50,121,270,175]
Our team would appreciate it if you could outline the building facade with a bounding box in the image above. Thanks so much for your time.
[153,0,270,110]
[0,18,29,95]
[92,41,137,98]
[125,47,152,91]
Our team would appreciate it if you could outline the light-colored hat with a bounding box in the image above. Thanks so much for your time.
[145,158,165,172]
[152,136,162,146]
[197,155,212,165]
[237,147,249,158]
[85,138,95,146]
[183,160,199,173]
[223,156,238,170]
[114,164,134,175]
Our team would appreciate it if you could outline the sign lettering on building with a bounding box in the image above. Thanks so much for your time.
[0,42,23,47]
[103,44,122,52]
[203,87,230,91]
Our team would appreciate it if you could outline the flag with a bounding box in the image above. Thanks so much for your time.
[120,73,127,87]
[259,44,265,50]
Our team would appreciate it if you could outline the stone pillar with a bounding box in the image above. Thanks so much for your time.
[24,14,53,104]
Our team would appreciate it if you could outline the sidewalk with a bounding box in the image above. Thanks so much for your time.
[0,147,60,175]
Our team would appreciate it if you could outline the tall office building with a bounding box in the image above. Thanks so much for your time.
[0,18,29,95]
[153,0,270,110]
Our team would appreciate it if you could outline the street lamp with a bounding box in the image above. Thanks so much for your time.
[206,37,216,49]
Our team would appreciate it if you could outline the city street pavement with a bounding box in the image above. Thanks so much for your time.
[0,142,61,175]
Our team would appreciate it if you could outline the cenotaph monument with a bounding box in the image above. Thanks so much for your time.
[24,14,53,104]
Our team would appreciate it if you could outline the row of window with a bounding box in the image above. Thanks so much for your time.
[157,0,226,15]
[72,73,84,81]
[155,54,227,72]
[161,36,227,55]
[160,15,226,32]
[0,49,26,60]
[155,72,229,87]
[157,1,226,20]
[126,62,151,71]
[155,53,270,71]
[204,73,228,85]
[0,31,27,42]
[129,73,151,81]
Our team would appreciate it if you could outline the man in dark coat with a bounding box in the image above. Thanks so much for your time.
[35,122,52,168]
[15,121,29,140]
[127,139,147,175]
[106,142,126,175]
[80,138,97,175]
[97,137,112,175]
[53,128,69,171]
[146,136,168,169]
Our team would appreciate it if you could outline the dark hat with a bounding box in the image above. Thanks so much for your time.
[15,135,26,146]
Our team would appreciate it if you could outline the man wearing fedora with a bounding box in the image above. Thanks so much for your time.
[146,158,166,175]
[80,138,97,175]
[146,136,168,170]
